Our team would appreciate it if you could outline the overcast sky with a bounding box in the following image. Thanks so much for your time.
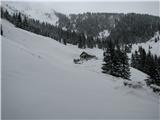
[2,0,160,16]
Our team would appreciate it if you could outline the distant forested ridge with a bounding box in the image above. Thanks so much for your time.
[57,12,160,44]
[109,13,160,44]
[1,7,160,47]
[56,12,122,37]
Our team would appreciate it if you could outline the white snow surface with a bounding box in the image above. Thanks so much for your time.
[1,19,159,120]
[98,29,110,39]
[2,2,59,25]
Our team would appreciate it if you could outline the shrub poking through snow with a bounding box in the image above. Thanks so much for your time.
[73,58,83,64]
[123,80,145,88]
[150,84,160,94]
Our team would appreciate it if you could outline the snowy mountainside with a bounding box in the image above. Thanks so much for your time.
[1,19,159,119]
[2,2,59,25]
[1,3,20,15]
[132,32,160,56]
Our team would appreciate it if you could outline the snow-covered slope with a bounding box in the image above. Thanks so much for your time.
[2,2,59,25]
[132,32,160,56]
[1,19,159,119]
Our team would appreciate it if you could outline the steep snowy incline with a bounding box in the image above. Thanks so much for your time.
[2,2,59,25]
[1,19,159,120]
[132,32,160,56]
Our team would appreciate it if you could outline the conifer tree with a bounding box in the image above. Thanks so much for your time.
[81,33,86,49]
[102,40,114,74]
[131,53,136,67]
[1,25,3,36]
[112,47,130,79]
[23,16,28,29]
[138,46,146,71]
[17,13,22,28]
[131,50,140,69]
[78,35,83,48]
[102,40,130,80]
[87,36,94,48]
[144,51,153,75]
[121,50,130,79]
[102,49,113,74]
[63,38,67,45]
[112,49,122,77]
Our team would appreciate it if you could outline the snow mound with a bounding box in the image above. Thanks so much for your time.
[1,19,159,119]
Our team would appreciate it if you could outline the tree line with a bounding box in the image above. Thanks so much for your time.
[109,13,160,44]
[57,12,122,37]
[57,12,160,45]
[102,39,130,80]
[131,47,160,86]
[102,39,160,88]
[1,8,104,49]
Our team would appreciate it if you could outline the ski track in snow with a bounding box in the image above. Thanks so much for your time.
[1,19,159,120]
